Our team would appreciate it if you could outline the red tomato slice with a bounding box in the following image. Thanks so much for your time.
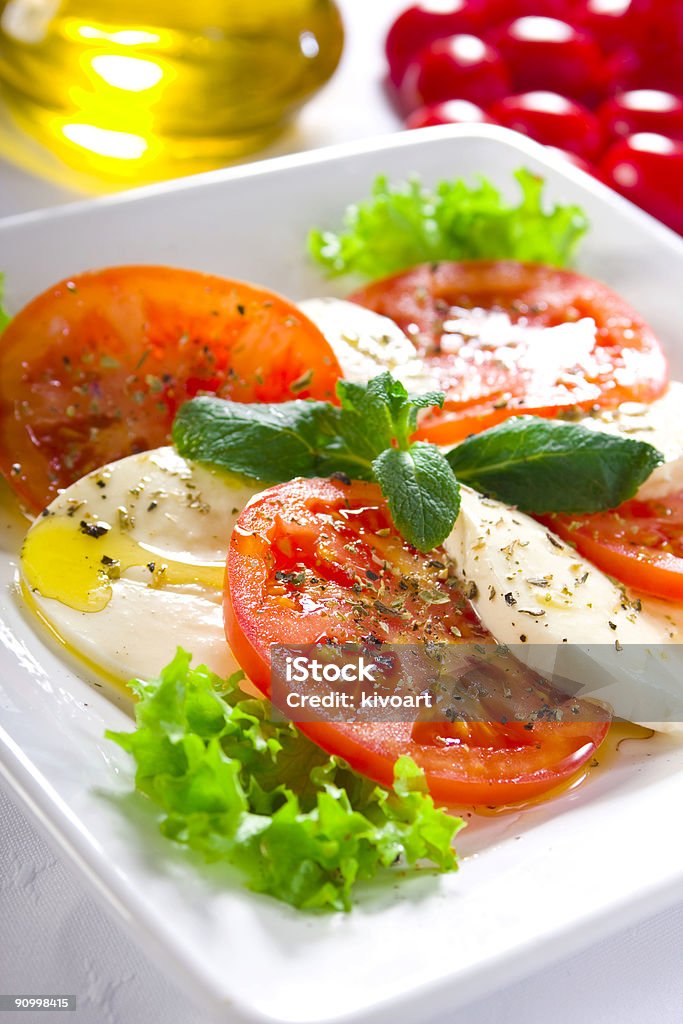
[0,266,341,513]
[547,491,683,601]
[350,260,668,445]
[224,476,609,807]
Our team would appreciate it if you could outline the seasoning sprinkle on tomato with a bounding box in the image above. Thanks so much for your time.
[0,266,342,512]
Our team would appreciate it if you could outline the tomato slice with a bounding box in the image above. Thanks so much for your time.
[0,266,342,512]
[350,260,668,444]
[224,476,609,807]
[547,491,683,601]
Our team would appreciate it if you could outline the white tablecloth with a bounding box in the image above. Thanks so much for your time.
[2,1,683,1021]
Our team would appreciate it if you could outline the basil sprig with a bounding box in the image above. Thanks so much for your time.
[173,373,456,551]
[173,375,663,552]
[446,416,663,515]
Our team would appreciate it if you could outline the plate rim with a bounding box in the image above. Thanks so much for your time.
[2,123,683,262]
[3,124,683,1024]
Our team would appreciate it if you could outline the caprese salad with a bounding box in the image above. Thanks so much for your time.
[3,171,682,911]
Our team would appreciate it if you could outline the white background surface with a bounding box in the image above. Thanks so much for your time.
[1,2,683,1022]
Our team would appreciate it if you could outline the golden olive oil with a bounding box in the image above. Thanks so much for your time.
[0,0,343,185]
[472,720,656,817]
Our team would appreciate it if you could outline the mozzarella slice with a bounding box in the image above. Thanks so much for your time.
[298,297,439,393]
[443,486,676,645]
[443,487,683,728]
[20,447,257,685]
[571,381,683,499]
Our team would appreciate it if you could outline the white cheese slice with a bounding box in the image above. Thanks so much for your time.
[298,297,439,393]
[443,486,683,729]
[20,446,258,685]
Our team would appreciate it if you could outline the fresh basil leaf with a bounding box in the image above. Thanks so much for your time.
[173,379,459,551]
[373,442,461,551]
[308,169,588,280]
[446,416,663,514]
[338,370,402,407]
[337,373,445,449]
[399,389,446,442]
[335,376,396,452]
[407,390,447,412]
[173,396,375,482]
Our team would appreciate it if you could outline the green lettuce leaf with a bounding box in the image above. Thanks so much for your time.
[0,274,11,333]
[308,169,588,279]
[107,650,462,912]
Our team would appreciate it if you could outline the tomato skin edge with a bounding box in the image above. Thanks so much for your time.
[224,533,274,696]
[293,719,609,808]
[546,515,683,601]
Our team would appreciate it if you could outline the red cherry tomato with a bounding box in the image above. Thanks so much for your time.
[399,34,510,113]
[602,47,654,98]
[385,2,485,87]
[607,1,683,94]
[580,0,682,78]
[489,92,603,159]
[629,0,680,13]
[405,98,495,128]
[545,146,603,179]
[600,133,683,234]
[489,17,605,105]
[598,90,683,144]
[479,0,574,29]
[628,0,683,49]
[615,50,683,96]
[577,0,637,54]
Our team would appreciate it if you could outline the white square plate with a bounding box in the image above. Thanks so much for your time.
[2,125,683,1024]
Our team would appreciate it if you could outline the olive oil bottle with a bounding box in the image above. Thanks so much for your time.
[0,0,343,185]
